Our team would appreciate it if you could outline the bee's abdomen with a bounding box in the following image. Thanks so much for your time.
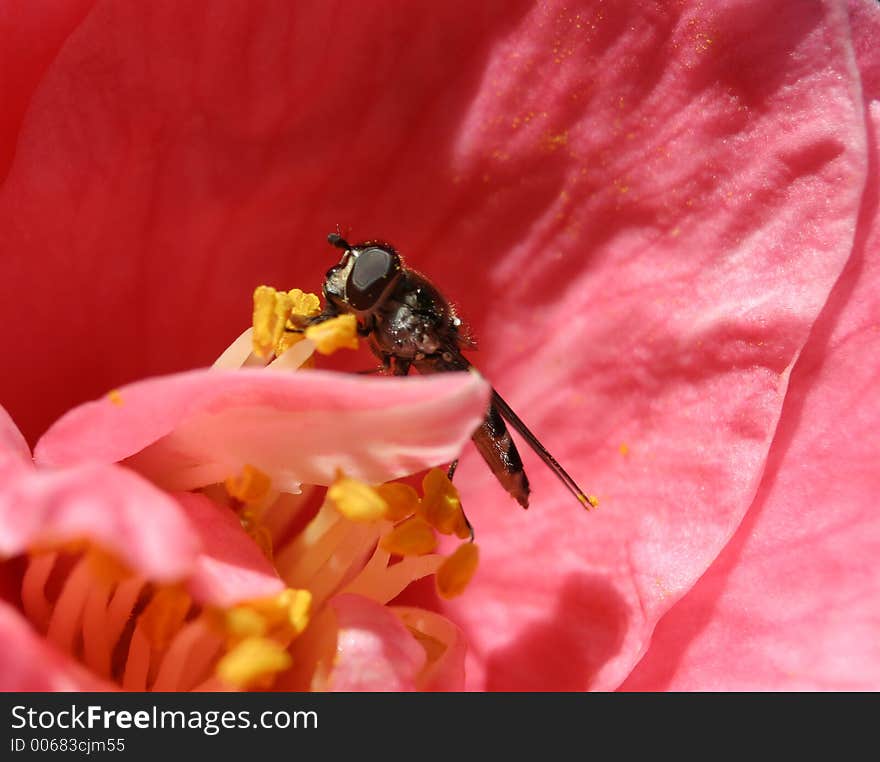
[471,402,531,509]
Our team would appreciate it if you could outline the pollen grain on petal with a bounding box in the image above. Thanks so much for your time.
[327,472,388,522]
[304,314,359,355]
[436,543,479,600]
[107,389,124,406]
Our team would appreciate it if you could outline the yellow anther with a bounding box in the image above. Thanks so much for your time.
[587,495,599,508]
[420,469,467,536]
[436,543,479,599]
[225,464,272,504]
[252,285,322,358]
[225,588,312,643]
[226,607,267,639]
[216,637,292,690]
[327,471,388,522]
[140,587,192,650]
[107,389,124,406]
[288,288,321,317]
[374,482,421,521]
[252,285,291,358]
[380,516,438,556]
[304,314,359,355]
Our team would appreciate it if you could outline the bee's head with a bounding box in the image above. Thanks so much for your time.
[323,232,402,312]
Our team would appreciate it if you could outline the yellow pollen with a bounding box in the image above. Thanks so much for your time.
[216,637,292,690]
[420,469,469,537]
[275,588,312,636]
[252,285,322,358]
[225,588,312,643]
[304,314,359,355]
[619,442,630,456]
[327,471,388,522]
[225,464,272,504]
[587,495,599,508]
[374,482,421,521]
[107,389,124,406]
[436,543,479,599]
[380,516,438,556]
[226,607,267,638]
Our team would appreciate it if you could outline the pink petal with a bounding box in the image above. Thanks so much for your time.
[0,0,869,692]
[0,462,200,583]
[327,593,426,691]
[438,0,868,690]
[621,4,880,691]
[177,491,284,607]
[392,606,467,691]
[35,369,489,492]
[0,404,31,476]
[0,599,110,690]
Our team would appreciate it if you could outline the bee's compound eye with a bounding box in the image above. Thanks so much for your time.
[347,247,400,310]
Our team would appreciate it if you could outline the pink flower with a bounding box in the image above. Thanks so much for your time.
[1,367,489,690]
[1,0,878,691]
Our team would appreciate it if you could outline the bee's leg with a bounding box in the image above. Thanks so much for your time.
[446,459,475,542]
[355,353,396,375]
[446,459,459,480]
[389,356,411,376]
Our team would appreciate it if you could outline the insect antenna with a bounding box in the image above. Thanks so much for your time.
[327,231,351,250]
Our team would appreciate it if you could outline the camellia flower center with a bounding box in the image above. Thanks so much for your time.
[14,287,479,691]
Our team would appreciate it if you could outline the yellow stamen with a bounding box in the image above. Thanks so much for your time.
[436,543,479,599]
[380,516,437,556]
[304,314,359,355]
[327,471,388,522]
[107,389,124,406]
[225,464,272,504]
[587,495,599,508]
[216,637,292,690]
[226,606,267,639]
[420,469,469,537]
[225,588,312,643]
[252,286,322,358]
[374,482,421,521]
[252,285,291,358]
[288,288,322,317]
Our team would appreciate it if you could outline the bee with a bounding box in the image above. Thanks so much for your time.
[304,232,590,510]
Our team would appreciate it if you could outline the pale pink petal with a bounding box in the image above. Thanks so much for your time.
[393,606,466,691]
[621,5,880,691]
[327,593,426,692]
[0,463,199,583]
[0,599,111,690]
[177,491,283,606]
[35,369,489,492]
[440,0,868,690]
